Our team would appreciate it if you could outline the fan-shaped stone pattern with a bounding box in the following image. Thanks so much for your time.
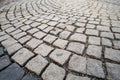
[0,0,120,80]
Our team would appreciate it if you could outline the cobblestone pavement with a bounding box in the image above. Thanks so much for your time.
[0,0,120,80]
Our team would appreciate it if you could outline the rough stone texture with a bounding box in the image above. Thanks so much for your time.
[102,38,112,46]
[42,63,65,80]
[106,62,120,80]
[59,31,71,39]
[50,49,71,65]
[87,58,105,78]
[22,74,37,80]
[26,55,48,75]
[53,39,68,49]
[7,43,22,55]
[69,33,87,43]
[86,45,102,58]
[34,43,54,56]
[113,40,120,49]
[0,0,120,79]
[43,34,57,44]
[86,29,99,36]
[12,48,34,66]
[26,38,43,50]
[0,63,25,80]
[68,55,87,73]
[88,36,100,45]
[105,48,120,62]
[0,47,4,56]
[0,55,11,70]
[101,32,114,39]
[66,73,90,80]
[67,42,85,55]
[33,31,46,39]
[1,38,17,48]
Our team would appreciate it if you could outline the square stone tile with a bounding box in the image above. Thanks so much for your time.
[101,32,114,39]
[47,21,58,26]
[106,63,120,80]
[65,25,75,32]
[43,34,57,44]
[68,55,87,73]
[105,48,120,62]
[2,38,17,48]
[33,31,46,39]
[26,38,43,50]
[69,33,87,43]
[59,31,71,39]
[102,38,112,47]
[42,63,65,80]
[27,28,39,34]
[12,48,34,66]
[53,39,68,49]
[50,49,71,65]
[50,28,62,35]
[18,35,32,44]
[88,36,100,45]
[113,40,120,49]
[66,73,90,80]
[76,28,85,33]
[85,29,99,36]
[86,45,102,58]
[0,55,11,70]
[87,58,105,78]
[67,42,85,55]
[38,24,48,30]
[0,63,25,80]
[34,43,54,56]
[26,55,48,75]
[7,43,22,55]
[14,32,27,39]
[30,22,41,27]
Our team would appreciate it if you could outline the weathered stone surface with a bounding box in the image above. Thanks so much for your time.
[0,55,11,70]
[59,31,71,39]
[106,63,120,80]
[26,55,48,75]
[53,39,68,49]
[1,38,17,48]
[67,42,85,55]
[12,48,34,66]
[26,38,43,50]
[7,43,22,55]
[102,38,112,46]
[18,35,32,44]
[88,36,100,45]
[113,40,120,49]
[34,43,54,56]
[69,33,87,43]
[66,73,90,80]
[101,32,114,39]
[0,47,4,56]
[22,74,37,80]
[68,55,87,73]
[86,45,102,58]
[50,49,71,65]
[0,63,25,80]
[33,31,46,39]
[105,48,120,62]
[86,29,99,36]
[87,58,105,78]
[43,34,57,44]
[42,63,65,80]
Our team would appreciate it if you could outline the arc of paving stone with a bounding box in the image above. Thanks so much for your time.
[0,0,120,80]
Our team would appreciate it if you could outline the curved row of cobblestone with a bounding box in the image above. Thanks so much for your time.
[0,0,120,80]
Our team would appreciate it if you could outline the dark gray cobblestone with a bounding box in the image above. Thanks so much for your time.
[0,0,120,80]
